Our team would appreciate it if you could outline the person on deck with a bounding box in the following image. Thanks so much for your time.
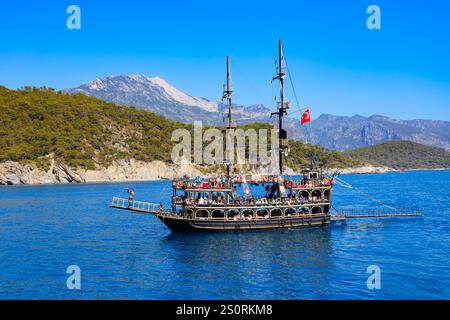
[127,189,134,207]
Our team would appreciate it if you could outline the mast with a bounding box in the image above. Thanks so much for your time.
[223,56,233,183]
[272,39,286,175]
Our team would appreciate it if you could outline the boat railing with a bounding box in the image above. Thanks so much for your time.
[110,196,161,214]
[334,207,423,218]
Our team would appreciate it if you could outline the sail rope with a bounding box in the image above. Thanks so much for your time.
[284,55,301,114]
[283,54,313,147]
[271,72,277,126]
[332,175,399,211]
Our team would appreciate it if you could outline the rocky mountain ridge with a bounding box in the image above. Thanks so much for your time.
[68,75,450,151]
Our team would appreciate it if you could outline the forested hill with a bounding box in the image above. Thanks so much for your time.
[345,141,450,169]
[0,86,184,170]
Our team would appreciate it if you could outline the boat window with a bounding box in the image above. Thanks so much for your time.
[300,191,309,201]
[300,207,310,215]
[312,206,322,214]
[285,208,296,216]
[227,210,239,219]
[256,209,268,218]
[211,210,225,219]
[271,208,282,217]
[312,190,322,201]
[242,209,254,218]
[195,210,209,218]
[309,172,318,180]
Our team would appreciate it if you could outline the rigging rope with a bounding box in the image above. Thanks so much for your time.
[334,176,353,189]
[333,175,399,211]
[284,55,301,112]
[283,54,313,147]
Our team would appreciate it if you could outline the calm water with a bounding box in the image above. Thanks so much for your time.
[0,170,449,299]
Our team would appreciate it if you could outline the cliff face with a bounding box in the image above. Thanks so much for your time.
[0,159,203,185]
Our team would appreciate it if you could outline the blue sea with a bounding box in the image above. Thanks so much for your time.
[0,170,449,299]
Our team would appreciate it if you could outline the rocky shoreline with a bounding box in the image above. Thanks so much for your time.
[0,159,203,185]
[0,159,398,186]
[327,166,393,175]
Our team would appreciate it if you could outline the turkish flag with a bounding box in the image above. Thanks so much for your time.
[300,108,311,125]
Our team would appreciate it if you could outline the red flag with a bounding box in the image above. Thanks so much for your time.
[300,108,311,125]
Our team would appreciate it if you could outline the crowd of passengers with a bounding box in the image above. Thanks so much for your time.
[177,191,328,207]
[174,175,333,190]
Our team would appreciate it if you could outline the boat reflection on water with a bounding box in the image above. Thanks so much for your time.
[158,227,334,298]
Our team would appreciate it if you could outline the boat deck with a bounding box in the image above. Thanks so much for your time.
[110,197,161,214]
[110,196,423,226]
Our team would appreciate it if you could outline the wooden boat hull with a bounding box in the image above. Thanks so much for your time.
[156,214,331,232]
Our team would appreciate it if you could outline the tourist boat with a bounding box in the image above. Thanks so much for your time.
[110,40,424,231]
[111,40,336,231]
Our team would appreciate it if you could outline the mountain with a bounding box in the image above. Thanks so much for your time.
[67,75,276,126]
[68,75,450,151]
[345,141,450,169]
[298,114,450,151]
[67,75,221,124]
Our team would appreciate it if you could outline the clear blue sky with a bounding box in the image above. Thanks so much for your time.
[0,0,449,120]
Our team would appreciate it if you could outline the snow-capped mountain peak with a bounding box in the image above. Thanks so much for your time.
[86,78,107,90]
[146,76,217,112]
[75,74,217,113]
